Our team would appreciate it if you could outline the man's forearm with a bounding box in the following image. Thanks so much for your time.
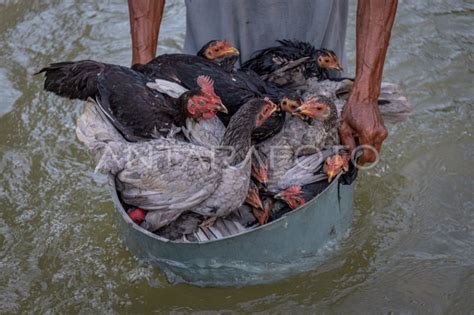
[351,0,398,104]
[128,0,165,65]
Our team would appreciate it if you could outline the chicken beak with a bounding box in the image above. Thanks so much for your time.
[223,47,240,56]
[252,207,269,225]
[269,104,278,115]
[293,105,312,117]
[252,168,267,185]
[342,158,350,172]
[256,98,278,127]
[326,169,338,182]
[325,160,341,181]
[216,103,228,114]
[333,63,343,72]
[246,190,263,209]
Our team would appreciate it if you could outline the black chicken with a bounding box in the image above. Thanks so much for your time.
[196,39,240,72]
[241,39,343,87]
[133,53,301,143]
[36,60,226,141]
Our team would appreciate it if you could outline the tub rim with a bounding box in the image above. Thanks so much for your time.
[109,172,345,245]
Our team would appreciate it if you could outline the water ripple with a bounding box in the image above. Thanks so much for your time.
[0,0,472,313]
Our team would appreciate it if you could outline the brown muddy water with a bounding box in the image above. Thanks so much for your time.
[0,0,473,313]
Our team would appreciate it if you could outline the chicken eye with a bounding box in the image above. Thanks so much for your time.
[199,99,206,105]
[258,114,264,120]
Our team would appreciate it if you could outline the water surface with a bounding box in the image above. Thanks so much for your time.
[0,0,473,313]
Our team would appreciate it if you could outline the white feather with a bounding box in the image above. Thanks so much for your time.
[146,79,189,98]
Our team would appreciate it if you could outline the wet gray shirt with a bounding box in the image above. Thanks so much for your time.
[183,0,348,67]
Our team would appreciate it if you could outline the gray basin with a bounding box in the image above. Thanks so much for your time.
[109,173,355,286]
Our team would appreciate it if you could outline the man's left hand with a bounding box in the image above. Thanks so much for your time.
[339,98,388,165]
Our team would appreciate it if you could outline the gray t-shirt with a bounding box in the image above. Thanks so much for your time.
[183,0,348,67]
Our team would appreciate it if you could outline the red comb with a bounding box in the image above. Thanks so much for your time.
[196,75,216,96]
[263,97,277,107]
[128,208,146,225]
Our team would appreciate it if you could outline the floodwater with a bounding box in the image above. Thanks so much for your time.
[0,0,473,313]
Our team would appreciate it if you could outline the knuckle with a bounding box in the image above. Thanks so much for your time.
[364,130,377,140]
[379,128,388,140]
[374,132,388,143]
[365,126,388,142]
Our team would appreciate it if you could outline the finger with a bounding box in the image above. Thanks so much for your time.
[358,135,377,165]
[358,149,375,165]
[358,151,375,165]
[375,126,389,144]
[339,123,356,152]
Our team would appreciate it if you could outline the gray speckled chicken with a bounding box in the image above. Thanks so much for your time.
[255,118,294,193]
[257,96,339,193]
[76,98,277,231]
[291,96,340,151]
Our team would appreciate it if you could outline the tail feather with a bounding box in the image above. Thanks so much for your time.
[278,149,336,189]
[36,60,107,100]
[378,82,412,123]
[76,101,126,174]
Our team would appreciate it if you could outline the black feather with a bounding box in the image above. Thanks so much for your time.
[37,60,194,141]
[36,60,107,101]
[241,39,336,85]
[134,54,292,143]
